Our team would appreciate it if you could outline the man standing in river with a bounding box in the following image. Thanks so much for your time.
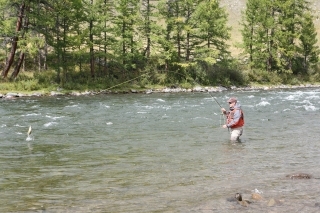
[221,97,244,141]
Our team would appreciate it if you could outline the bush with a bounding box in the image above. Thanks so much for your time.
[14,79,41,91]
[34,70,57,85]
[248,69,282,84]
[188,60,248,86]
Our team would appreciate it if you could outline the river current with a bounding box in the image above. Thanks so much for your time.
[1,88,320,212]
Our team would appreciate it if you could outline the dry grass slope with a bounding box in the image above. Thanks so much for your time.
[220,0,320,57]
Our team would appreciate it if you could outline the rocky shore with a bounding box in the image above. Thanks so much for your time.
[1,84,320,99]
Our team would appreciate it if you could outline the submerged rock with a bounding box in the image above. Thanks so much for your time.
[251,193,263,200]
[267,198,276,207]
[235,193,251,207]
[286,173,312,179]
[226,197,237,202]
[267,198,283,206]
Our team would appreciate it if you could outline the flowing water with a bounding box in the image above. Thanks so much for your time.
[1,88,320,213]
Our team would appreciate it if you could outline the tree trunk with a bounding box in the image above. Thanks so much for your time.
[186,32,190,61]
[10,52,25,79]
[1,3,25,78]
[89,0,95,78]
[11,4,30,79]
[90,19,95,78]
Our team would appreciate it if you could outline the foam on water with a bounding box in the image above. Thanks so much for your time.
[65,104,79,108]
[157,98,165,102]
[137,111,147,114]
[22,113,41,117]
[44,122,58,127]
[303,105,317,111]
[256,101,270,106]
[45,115,65,120]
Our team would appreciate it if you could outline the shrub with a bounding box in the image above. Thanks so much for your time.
[14,79,41,91]
[34,70,57,85]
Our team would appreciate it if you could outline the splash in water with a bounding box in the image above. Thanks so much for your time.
[26,135,33,141]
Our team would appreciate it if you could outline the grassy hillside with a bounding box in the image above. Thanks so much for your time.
[220,0,320,57]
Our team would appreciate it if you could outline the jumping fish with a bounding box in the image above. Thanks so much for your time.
[27,126,32,136]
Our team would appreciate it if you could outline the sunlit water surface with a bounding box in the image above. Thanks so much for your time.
[1,88,320,212]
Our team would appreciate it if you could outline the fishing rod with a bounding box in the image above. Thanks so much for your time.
[208,92,222,109]
[105,73,149,90]
[208,92,230,133]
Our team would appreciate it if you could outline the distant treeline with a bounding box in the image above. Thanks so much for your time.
[0,0,319,89]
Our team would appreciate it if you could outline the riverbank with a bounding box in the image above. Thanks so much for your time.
[1,83,320,99]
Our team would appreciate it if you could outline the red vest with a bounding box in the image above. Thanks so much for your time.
[227,108,244,128]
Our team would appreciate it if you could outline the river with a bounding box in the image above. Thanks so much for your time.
[1,88,320,212]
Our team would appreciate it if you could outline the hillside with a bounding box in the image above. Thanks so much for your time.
[220,0,320,56]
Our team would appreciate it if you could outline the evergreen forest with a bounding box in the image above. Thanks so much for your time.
[0,0,319,92]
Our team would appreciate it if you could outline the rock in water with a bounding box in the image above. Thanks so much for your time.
[267,198,283,206]
[268,198,276,207]
[235,193,251,207]
[286,173,312,179]
[252,193,263,200]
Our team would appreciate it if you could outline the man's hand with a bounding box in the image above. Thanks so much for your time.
[222,124,227,128]
[221,108,226,114]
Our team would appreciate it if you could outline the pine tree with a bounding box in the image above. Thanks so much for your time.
[113,0,141,77]
[240,0,266,69]
[42,0,84,84]
[298,11,319,72]
[193,0,230,64]
[94,0,115,77]
[157,0,180,70]
[180,0,203,62]
[140,0,154,58]
[241,0,319,74]
[275,0,305,73]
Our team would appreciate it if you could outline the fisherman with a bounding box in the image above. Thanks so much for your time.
[221,97,244,141]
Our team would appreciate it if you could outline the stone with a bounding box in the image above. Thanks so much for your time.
[6,92,19,97]
[267,198,276,207]
[235,193,251,207]
[50,91,63,96]
[267,198,283,206]
[286,173,312,179]
[238,200,249,207]
[145,89,153,94]
[252,193,263,200]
